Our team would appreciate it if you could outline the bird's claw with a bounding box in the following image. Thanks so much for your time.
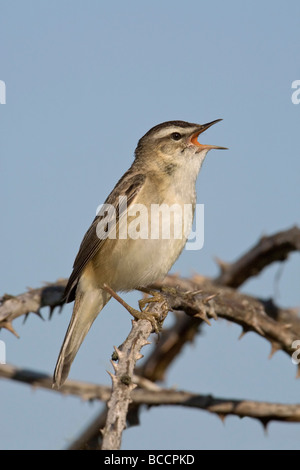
[126,307,159,333]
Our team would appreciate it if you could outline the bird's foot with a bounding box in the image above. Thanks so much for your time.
[137,289,169,333]
[138,289,165,309]
[125,304,161,334]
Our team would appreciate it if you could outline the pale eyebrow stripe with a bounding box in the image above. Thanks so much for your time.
[153,127,191,139]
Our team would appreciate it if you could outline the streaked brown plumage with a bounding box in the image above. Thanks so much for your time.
[53,119,226,388]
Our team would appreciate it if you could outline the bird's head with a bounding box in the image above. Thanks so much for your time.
[135,119,227,174]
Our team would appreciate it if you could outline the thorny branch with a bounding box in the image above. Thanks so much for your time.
[101,292,169,450]
[100,321,150,450]
[66,226,300,449]
[0,226,299,336]
[153,276,300,373]
[1,279,298,373]
[1,363,300,428]
[0,279,66,337]
[214,225,300,288]
[0,225,299,449]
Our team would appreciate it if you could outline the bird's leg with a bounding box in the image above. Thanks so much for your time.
[102,284,164,333]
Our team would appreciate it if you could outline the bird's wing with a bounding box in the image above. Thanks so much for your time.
[64,169,146,302]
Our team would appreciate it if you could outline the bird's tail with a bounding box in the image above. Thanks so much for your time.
[53,287,110,389]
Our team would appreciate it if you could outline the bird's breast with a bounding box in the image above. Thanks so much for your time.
[91,174,197,291]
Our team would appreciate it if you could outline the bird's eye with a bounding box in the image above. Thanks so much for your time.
[171,132,182,141]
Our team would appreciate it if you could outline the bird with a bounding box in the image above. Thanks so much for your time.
[53,119,226,388]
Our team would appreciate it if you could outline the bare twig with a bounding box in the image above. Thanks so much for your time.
[214,225,300,288]
[0,226,299,449]
[152,277,300,374]
[0,279,66,335]
[1,227,299,337]
[132,388,300,427]
[63,226,300,448]
[0,363,111,400]
[1,276,298,360]
[2,364,300,427]
[101,292,169,450]
[137,314,202,381]
[101,319,152,450]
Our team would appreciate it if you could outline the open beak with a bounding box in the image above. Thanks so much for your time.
[190,119,228,150]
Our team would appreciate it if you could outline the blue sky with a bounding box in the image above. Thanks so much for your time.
[1,0,300,449]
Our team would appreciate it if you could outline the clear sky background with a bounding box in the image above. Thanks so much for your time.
[1,0,299,450]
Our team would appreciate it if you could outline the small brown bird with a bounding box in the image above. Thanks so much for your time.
[53,119,226,388]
